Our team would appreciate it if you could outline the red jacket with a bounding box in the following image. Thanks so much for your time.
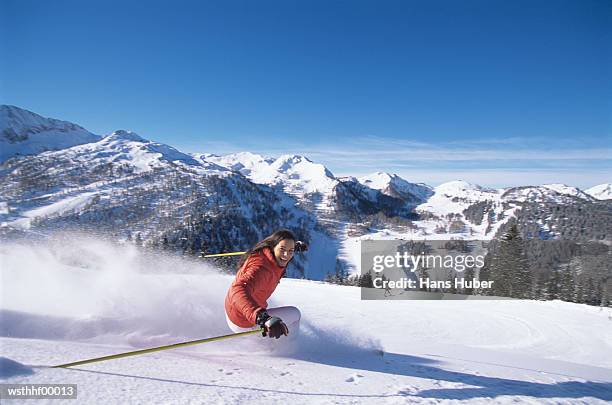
[225,248,286,327]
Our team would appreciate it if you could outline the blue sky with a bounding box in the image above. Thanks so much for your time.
[1,0,610,187]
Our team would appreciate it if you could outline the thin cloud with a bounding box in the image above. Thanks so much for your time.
[305,148,612,162]
[337,168,611,189]
[179,134,611,188]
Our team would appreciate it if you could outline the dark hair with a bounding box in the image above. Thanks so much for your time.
[237,229,296,270]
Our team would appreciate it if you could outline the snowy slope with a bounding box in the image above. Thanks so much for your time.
[416,180,502,218]
[0,105,101,162]
[586,183,612,200]
[407,181,509,239]
[405,181,600,242]
[2,237,611,404]
[0,130,229,230]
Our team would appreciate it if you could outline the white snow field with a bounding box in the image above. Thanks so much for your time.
[1,236,611,404]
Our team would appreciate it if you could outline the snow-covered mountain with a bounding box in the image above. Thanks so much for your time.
[1,106,609,280]
[203,152,352,242]
[205,152,338,197]
[586,183,612,200]
[407,180,604,240]
[502,184,596,203]
[58,129,233,174]
[0,128,337,279]
[202,149,608,271]
[358,171,433,203]
[358,180,501,240]
[0,105,101,162]
[541,183,594,200]
[205,153,433,226]
[193,151,275,177]
[417,180,502,217]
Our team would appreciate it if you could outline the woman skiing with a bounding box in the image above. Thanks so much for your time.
[225,229,306,339]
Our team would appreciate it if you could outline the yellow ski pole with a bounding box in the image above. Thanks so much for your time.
[200,251,246,258]
[53,328,262,368]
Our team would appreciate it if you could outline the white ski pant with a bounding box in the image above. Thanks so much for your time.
[226,306,301,335]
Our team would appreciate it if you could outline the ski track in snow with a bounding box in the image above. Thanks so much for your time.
[1,237,612,404]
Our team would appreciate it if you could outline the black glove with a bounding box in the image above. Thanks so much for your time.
[256,310,289,339]
[295,241,308,252]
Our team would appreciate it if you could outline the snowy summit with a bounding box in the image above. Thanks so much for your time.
[358,171,433,202]
[585,183,612,200]
[0,105,101,162]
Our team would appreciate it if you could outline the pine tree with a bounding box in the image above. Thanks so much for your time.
[488,224,532,298]
[334,259,348,284]
[559,264,575,302]
[359,271,374,288]
[584,278,597,306]
[601,278,612,307]
[572,270,585,304]
[462,266,475,295]
[546,267,562,300]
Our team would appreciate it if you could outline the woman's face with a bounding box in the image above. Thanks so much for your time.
[273,239,295,267]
